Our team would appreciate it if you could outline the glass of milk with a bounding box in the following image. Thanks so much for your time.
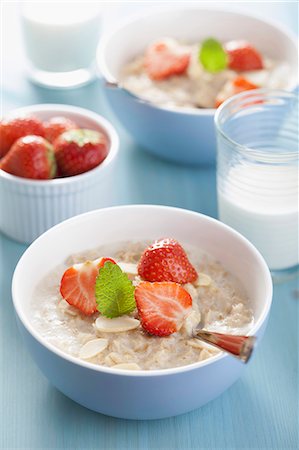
[215,89,298,281]
[21,2,103,88]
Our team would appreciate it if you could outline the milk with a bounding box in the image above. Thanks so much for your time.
[218,164,299,270]
[21,2,102,73]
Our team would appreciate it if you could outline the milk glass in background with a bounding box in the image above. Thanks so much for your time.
[21,2,103,88]
[215,90,298,280]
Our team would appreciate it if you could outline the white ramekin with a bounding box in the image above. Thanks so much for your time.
[0,104,119,243]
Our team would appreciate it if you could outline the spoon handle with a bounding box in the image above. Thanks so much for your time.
[193,329,256,363]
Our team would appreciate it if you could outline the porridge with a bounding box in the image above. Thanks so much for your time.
[31,239,253,370]
[120,37,292,109]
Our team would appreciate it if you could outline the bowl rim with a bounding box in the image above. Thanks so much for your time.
[12,204,273,377]
[97,5,298,116]
[0,104,119,185]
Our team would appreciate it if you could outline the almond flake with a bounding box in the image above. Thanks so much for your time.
[79,338,108,359]
[195,273,212,287]
[117,262,138,280]
[95,316,140,333]
[113,363,141,370]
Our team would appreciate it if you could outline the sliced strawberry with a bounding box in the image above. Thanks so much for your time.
[60,257,116,315]
[144,39,191,80]
[215,76,258,108]
[0,116,45,158]
[138,238,198,284]
[225,41,263,72]
[44,116,77,143]
[232,76,259,92]
[135,281,192,336]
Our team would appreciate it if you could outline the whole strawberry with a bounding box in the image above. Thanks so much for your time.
[0,116,45,158]
[138,238,198,284]
[54,129,109,177]
[0,135,56,180]
[44,116,77,143]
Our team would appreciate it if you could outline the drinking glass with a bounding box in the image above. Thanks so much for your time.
[215,89,298,281]
[21,2,103,89]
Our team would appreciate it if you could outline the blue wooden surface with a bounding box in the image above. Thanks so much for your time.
[1,3,298,449]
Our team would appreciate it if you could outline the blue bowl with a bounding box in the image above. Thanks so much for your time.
[97,8,298,165]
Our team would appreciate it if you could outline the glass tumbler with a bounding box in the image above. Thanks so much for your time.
[215,89,298,280]
[21,2,103,89]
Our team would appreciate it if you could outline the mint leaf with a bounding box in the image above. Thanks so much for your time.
[95,261,136,318]
[199,38,228,73]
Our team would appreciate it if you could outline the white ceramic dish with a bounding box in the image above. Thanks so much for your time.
[0,104,119,243]
[97,8,298,165]
[12,205,273,419]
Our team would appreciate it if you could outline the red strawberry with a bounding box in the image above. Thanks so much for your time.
[54,128,109,177]
[138,238,198,284]
[215,76,258,108]
[0,115,45,158]
[135,281,192,336]
[0,135,56,179]
[225,41,264,71]
[144,40,191,80]
[60,257,116,315]
[44,116,77,143]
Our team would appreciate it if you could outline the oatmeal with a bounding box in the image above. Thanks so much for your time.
[31,240,253,370]
[120,37,291,109]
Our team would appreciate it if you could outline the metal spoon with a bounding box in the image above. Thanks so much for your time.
[192,317,256,363]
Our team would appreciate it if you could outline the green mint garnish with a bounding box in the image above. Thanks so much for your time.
[199,38,228,73]
[95,261,136,318]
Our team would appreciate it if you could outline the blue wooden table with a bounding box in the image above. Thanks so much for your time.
[1,3,298,449]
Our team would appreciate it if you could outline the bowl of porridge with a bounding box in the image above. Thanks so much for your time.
[97,8,298,165]
[12,205,272,419]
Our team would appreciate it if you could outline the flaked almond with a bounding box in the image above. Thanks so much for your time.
[113,363,141,370]
[95,316,140,333]
[117,262,138,280]
[79,338,108,359]
[195,273,212,287]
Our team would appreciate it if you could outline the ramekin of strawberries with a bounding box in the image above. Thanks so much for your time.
[0,104,119,244]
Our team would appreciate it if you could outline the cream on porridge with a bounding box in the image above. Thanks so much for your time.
[31,240,253,370]
[120,37,291,109]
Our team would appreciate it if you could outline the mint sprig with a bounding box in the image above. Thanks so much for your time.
[199,38,228,73]
[95,261,136,318]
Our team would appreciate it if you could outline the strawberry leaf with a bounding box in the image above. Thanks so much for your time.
[199,38,228,73]
[95,261,136,318]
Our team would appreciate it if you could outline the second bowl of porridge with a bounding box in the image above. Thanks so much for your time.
[97,8,298,165]
[12,205,272,419]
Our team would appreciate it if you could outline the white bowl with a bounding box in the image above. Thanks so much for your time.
[0,104,119,243]
[97,8,298,165]
[12,205,273,419]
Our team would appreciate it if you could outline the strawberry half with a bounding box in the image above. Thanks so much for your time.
[144,39,191,80]
[135,281,192,336]
[138,238,198,284]
[215,76,258,108]
[54,128,109,177]
[225,41,264,72]
[0,135,56,179]
[60,257,116,316]
[0,115,45,158]
[44,116,77,143]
